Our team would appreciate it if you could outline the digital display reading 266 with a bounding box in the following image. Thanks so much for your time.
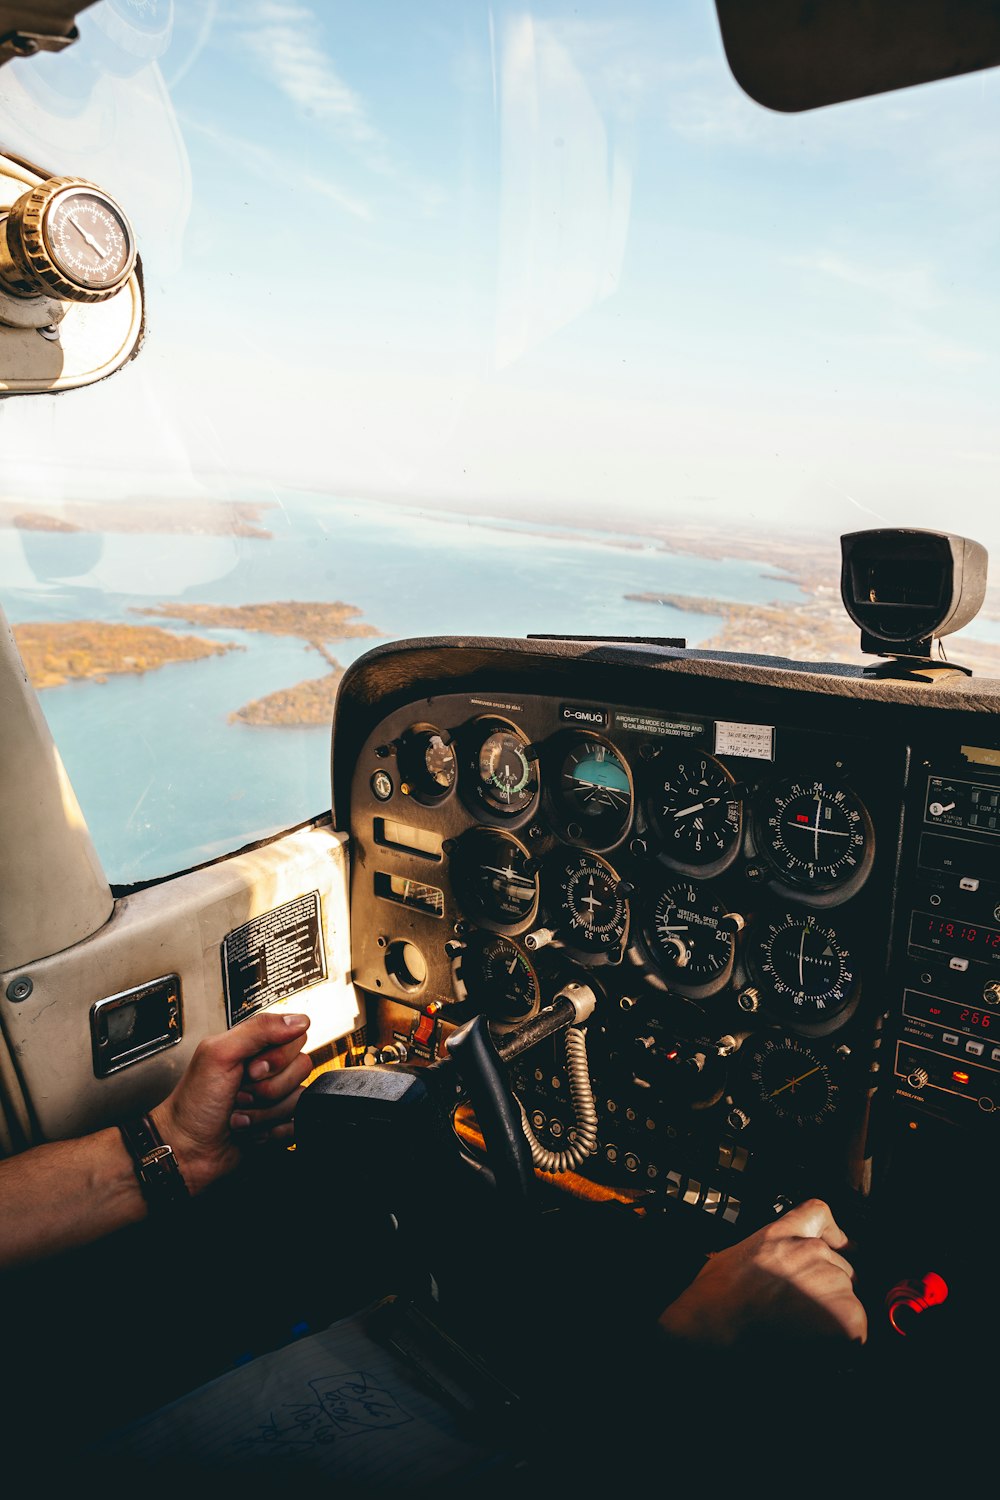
[910,911,1000,965]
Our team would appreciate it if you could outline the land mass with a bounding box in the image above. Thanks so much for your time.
[13,621,240,689]
[0,499,274,539]
[230,671,345,727]
[628,591,1000,674]
[136,600,380,726]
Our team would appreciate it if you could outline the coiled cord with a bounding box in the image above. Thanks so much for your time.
[517,1024,598,1173]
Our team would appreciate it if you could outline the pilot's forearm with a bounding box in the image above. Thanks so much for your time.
[0,1127,147,1271]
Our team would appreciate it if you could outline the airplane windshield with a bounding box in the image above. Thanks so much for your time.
[1,1,998,884]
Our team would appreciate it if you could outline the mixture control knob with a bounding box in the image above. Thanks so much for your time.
[907,1066,929,1089]
[983,981,1000,1007]
[363,1042,408,1066]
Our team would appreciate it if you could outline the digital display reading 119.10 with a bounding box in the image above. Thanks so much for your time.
[910,912,1000,964]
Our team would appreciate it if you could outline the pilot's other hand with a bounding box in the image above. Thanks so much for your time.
[656,1197,868,1349]
[151,1011,312,1195]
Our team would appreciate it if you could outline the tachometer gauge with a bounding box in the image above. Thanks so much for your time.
[753,778,873,902]
[397,726,457,801]
[748,913,857,1025]
[553,851,629,953]
[649,752,742,876]
[472,722,537,815]
[459,935,540,1022]
[451,830,539,927]
[646,881,737,997]
[741,1035,840,1130]
[556,737,632,847]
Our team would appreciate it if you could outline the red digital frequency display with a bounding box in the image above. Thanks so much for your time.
[910,911,1000,963]
[905,990,996,1034]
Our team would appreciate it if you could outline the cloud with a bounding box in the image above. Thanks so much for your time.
[181,110,372,220]
[237,0,388,164]
[789,251,939,312]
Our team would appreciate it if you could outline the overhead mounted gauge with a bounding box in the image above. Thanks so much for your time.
[551,851,629,955]
[467,719,538,817]
[450,829,539,929]
[1,177,136,303]
[648,751,743,876]
[752,778,873,904]
[0,161,144,395]
[645,881,739,998]
[737,1034,841,1132]
[552,734,632,848]
[748,912,858,1028]
[457,934,540,1024]
[397,725,457,803]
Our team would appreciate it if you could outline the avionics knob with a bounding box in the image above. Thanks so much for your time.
[983,981,1000,1007]
[907,1066,929,1089]
[0,177,136,303]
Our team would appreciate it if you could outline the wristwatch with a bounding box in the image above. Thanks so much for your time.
[119,1112,190,1211]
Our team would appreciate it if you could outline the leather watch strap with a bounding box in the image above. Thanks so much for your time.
[119,1112,190,1211]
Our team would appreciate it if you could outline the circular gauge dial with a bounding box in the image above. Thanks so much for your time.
[755,779,873,896]
[6,178,137,301]
[47,189,134,290]
[556,737,632,846]
[473,724,537,815]
[554,852,629,952]
[399,728,456,799]
[452,831,538,925]
[649,752,742,873]
[646,881,736,996]
[742,1035,840,1129]
[461,936,540,1021]
[749,913,856,1023]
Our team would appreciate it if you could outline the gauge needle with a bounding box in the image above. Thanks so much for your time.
[798,925,806,990]
[768,1065,823,1099]
[68,213,108,258]
[673,797,720,818]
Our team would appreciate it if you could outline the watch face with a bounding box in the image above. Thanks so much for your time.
[45,190,135,291]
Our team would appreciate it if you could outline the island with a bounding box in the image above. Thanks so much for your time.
[13,621,240,689]
[134,600,381,727]
[230,672,344,727]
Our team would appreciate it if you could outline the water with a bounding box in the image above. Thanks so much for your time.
[0,493,804,884]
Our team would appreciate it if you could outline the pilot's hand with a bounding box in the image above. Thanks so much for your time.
[151,1012,312,1195]
[656,1197,868,1349]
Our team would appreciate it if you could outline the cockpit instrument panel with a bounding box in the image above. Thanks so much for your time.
[338,637,1000,1249]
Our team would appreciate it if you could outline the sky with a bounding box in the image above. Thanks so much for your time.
[0,0,998,552]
